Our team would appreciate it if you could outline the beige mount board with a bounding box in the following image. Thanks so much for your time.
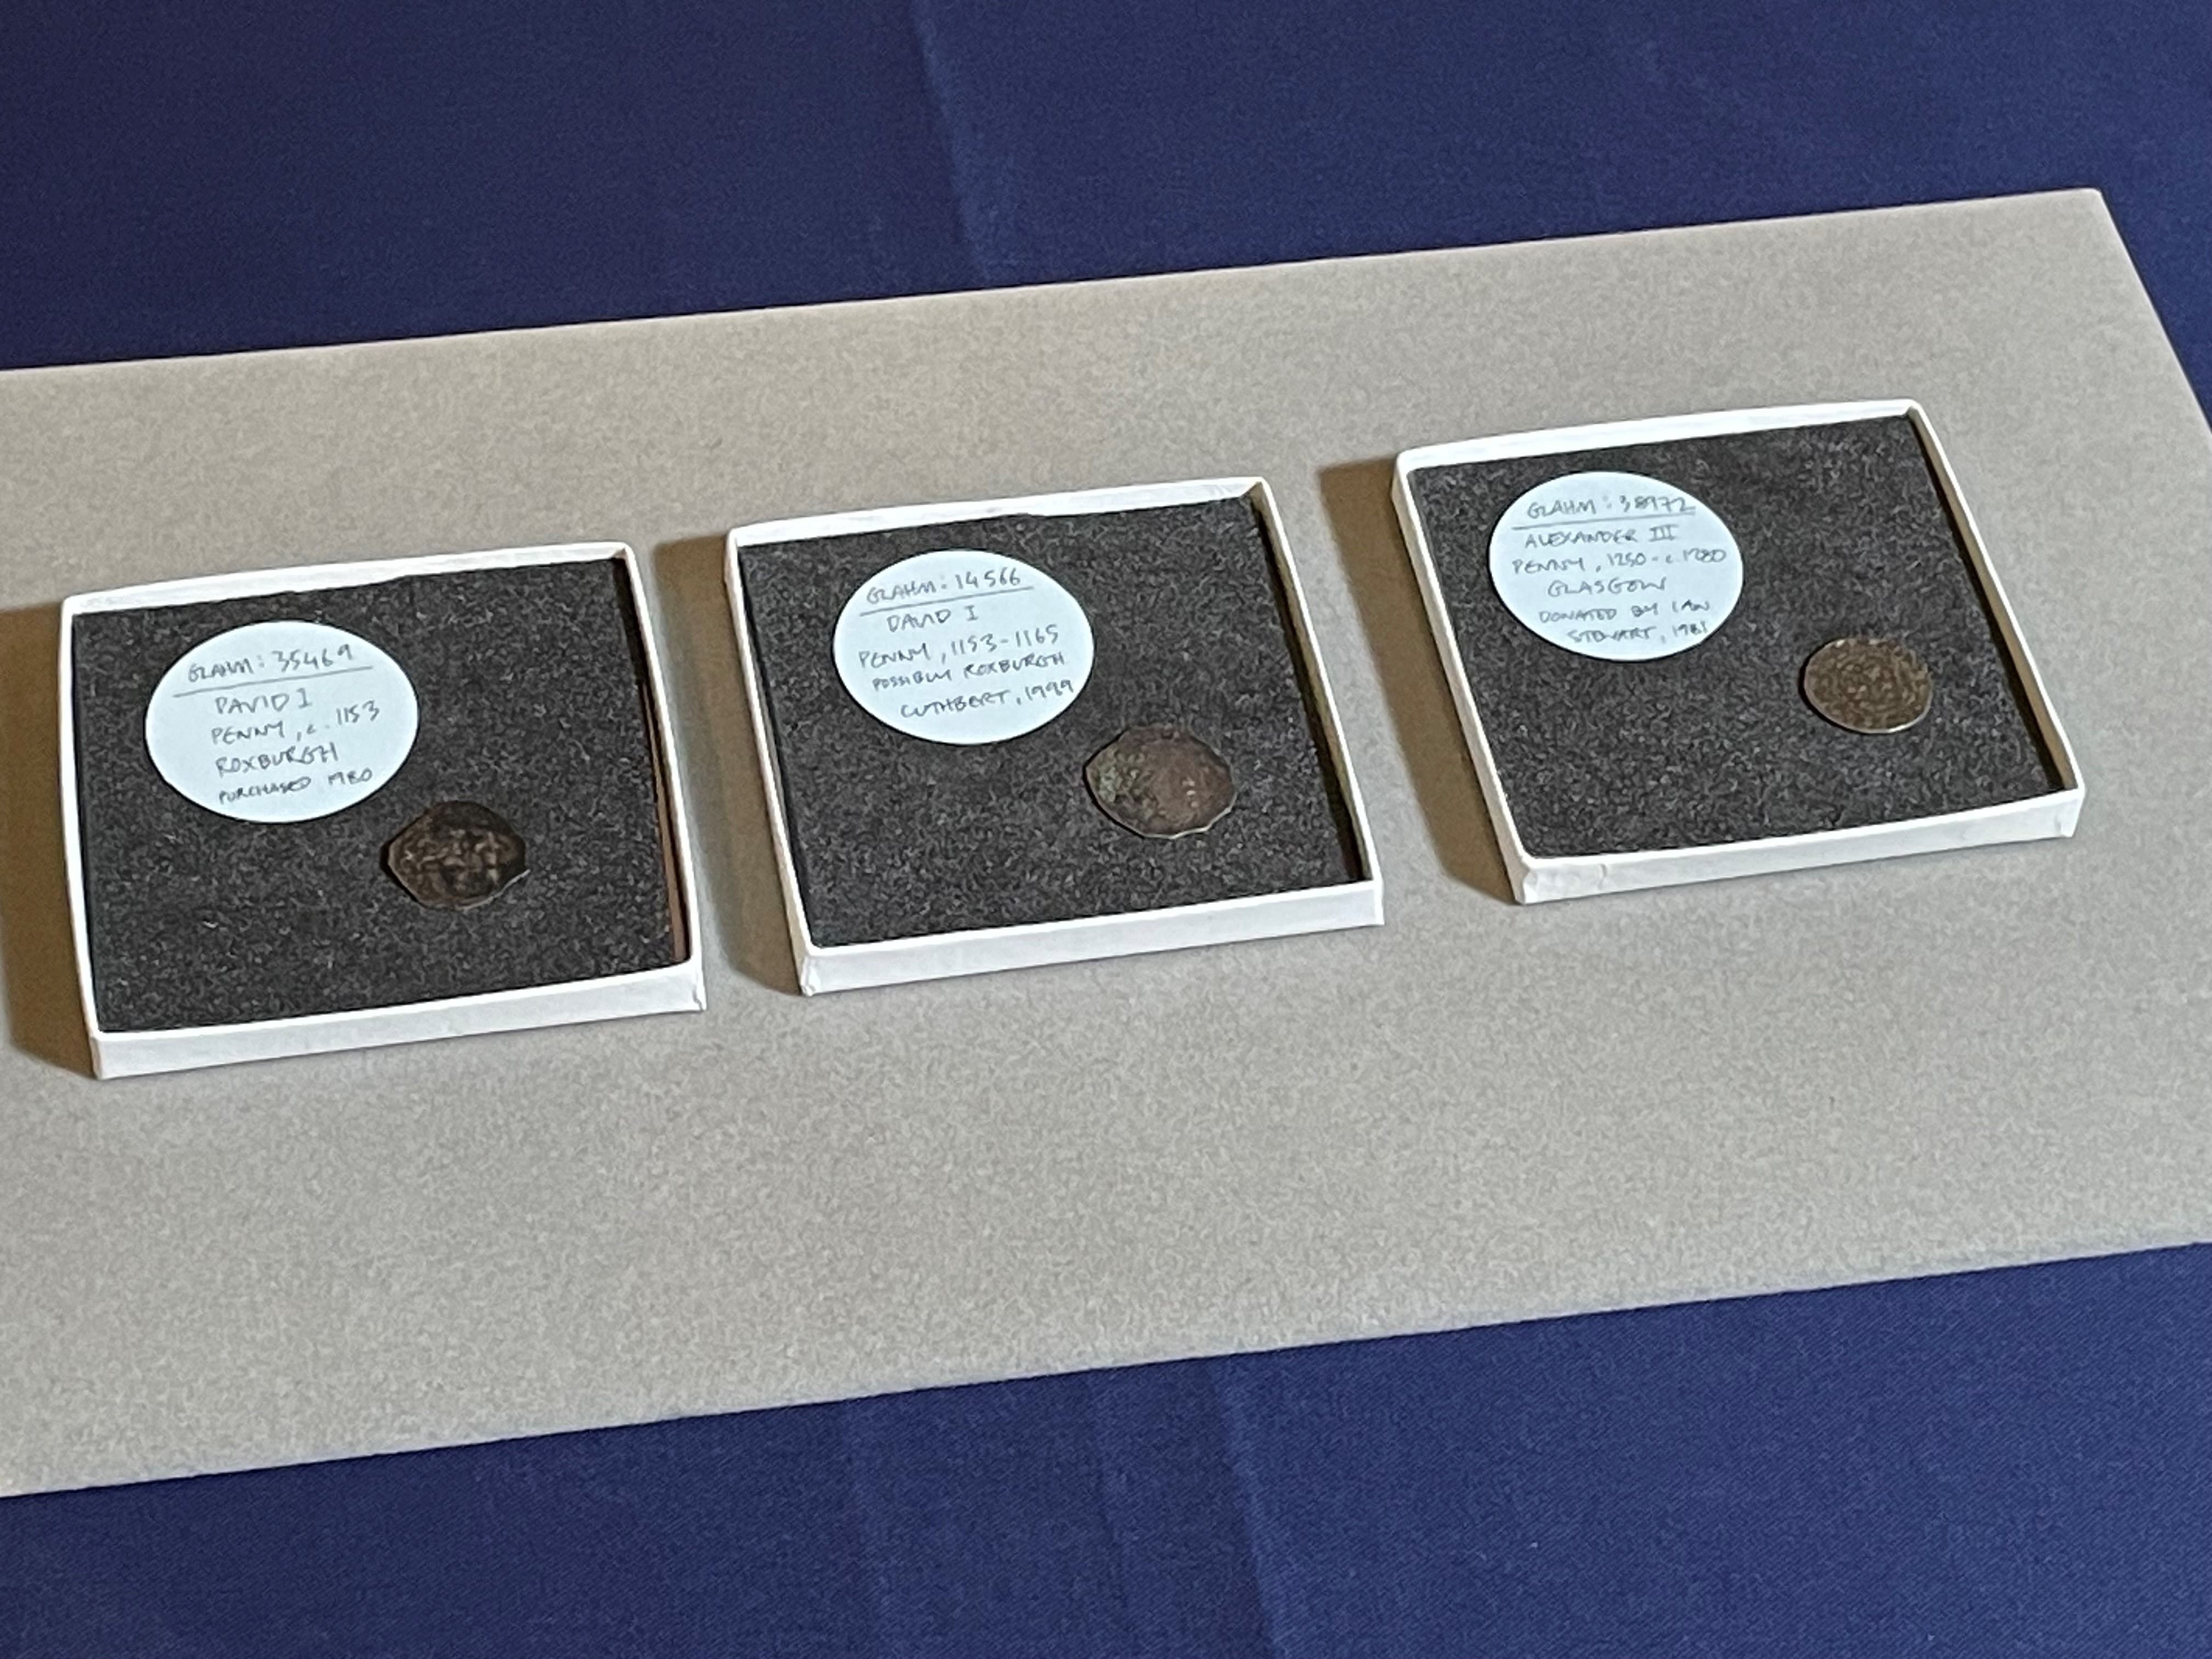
[2,191,2209,1498]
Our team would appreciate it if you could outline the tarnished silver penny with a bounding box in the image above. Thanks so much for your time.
[1085,724,1235,840]
[385,801,527,911]
[1802,636,1933,734]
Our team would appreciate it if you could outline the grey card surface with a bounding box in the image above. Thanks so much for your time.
[4,192,2211,1496]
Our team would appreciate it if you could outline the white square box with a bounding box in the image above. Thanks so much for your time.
[727,477,1384,992]
[1392,400,2084,902]
[60,542,706,1077]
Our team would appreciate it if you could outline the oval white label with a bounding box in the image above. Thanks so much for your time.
[144,619,421,822]
[1488,470,1742,661]
[832,549,1095,744]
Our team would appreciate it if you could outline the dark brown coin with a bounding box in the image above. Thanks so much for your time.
[385,801,527,911]
[1802,636,1934,734]
[1085,723,1235,839]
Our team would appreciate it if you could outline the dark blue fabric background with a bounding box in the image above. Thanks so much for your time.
[2,2,2207,1654]
[3,1252,2208,1656]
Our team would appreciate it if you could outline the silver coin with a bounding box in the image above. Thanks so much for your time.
[385,800,527,910]
[1085,723,1235,839]
[1802,636,1933,735]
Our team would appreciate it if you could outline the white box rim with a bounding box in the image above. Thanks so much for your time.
[725,477,1383,992]
[58,541,707,1077]
[1392,400,2085,902]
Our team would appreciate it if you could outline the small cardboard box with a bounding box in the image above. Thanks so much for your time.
[60,542,704,1076]
[1393,400,2083,902]
[727,477,1383,992]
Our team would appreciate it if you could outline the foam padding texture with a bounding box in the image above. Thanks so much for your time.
[72,560,678,1031]
[1408,416,2065,859]
[739,497,1363,947]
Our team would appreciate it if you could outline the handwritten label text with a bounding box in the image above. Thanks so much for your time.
[831,549,1095,744]
[1487,470,1743,661]
[144,619,420,822]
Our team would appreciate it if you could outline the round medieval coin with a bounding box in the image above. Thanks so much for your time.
[385,800,527,911]
[1085,723,1236,840]
[1801,636,1934,735]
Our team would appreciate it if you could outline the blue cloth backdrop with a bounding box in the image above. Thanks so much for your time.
[2,2,2207,1654]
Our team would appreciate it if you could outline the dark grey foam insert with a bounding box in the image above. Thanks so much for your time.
[1408,416,2063,859]
[73,559,678,1032]
[738,496,1363,948]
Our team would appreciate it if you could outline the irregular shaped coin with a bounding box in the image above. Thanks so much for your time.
[1085,723,1235,840]
[385,800,527,911]
[1801,636,1934,735]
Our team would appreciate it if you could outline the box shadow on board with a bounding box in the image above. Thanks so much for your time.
[1316,458,1513,902]
[0,603,94,1075]
[651,534,802,995]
